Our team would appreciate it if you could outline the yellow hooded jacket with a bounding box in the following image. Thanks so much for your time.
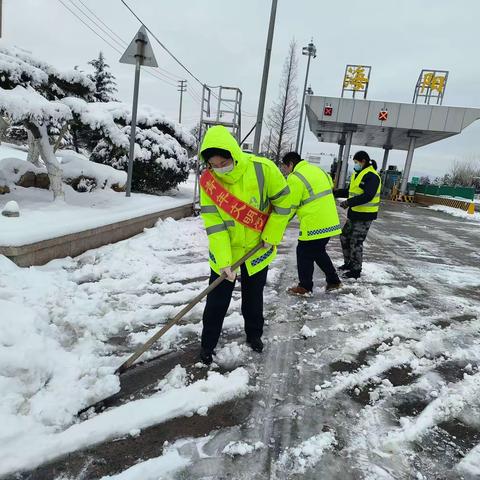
[200,126,291,275]
[287,160,341,240]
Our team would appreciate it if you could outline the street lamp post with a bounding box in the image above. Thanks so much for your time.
[299,85,314,156]
[295,40,316,151]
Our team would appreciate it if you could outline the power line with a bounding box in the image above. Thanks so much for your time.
[57,0,179,89]
[58,0,123,54]
[118,0,243,117]
[120,0,204,88]
[67,0,125,50]
[71,0,183,82]
[76,0,126,47]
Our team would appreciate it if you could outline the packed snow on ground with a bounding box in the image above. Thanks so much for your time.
[222,440,264,457]
[0,216,252,476]
[214,341,248,369]
[429,204,480,221]
[276,432,337,474]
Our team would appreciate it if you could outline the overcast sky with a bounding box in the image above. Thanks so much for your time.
[5,0,480,178]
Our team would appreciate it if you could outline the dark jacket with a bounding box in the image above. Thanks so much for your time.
[334,170,380,221]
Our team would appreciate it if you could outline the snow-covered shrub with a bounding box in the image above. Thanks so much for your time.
[91,125,189,193]
[66,99,194,194]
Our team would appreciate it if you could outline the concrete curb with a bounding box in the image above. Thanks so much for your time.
[0,203,193,267]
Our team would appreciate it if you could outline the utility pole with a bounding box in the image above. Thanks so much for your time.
[296,40,316,151]
[177,80,187,123]
[253,0,278,154]
[0,0,3,38]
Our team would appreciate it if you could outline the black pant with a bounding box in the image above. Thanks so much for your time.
[201,264,268,352]
[297,238,340,291]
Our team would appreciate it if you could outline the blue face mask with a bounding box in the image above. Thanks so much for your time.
[353,163,362,172]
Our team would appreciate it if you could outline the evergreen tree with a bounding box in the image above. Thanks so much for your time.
[88,52,118,103]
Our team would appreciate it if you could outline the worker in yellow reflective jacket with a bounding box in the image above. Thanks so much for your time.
[334,150,381,279]
[199,126,291,364]
[280,152,342,296]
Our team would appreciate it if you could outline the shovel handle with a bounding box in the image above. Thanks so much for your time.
[116,242,265,374]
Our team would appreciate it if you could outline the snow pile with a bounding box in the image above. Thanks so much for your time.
[0,255,120,439]
[457,444,480,476]
[429,204,480,221]
[222,440,264,457]
[0,156,44,184]
[58,150,126,188]
[277,432,337,474]
[300,325,317,338]
[0,217,212,476]
[1,199,19,216]
[214,342,247,369]
[0,150,126,190]
[100,445,190,480]
[155,365,188,393]
[0,368,250,476]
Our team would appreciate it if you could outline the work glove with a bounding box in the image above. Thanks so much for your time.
[220,266,237,283]
[339,200,349,209]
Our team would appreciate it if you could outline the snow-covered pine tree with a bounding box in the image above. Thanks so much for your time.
[88,52,118,103]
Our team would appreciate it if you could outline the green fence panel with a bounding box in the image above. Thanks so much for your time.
[453,186,475,201]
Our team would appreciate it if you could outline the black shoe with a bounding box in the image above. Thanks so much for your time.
[247,337,264,353]
[344,270,361,279]
[325,282,342,292]
[338,263,352,271]
[200,348,213,365]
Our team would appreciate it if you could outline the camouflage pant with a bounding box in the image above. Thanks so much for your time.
[340,219,372,271]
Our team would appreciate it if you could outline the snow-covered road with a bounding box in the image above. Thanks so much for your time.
[3,201,480,480]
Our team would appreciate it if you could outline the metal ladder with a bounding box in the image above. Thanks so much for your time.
[192,85,242,213]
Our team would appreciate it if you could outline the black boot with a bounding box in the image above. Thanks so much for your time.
[200,348,214,365]
[344,270,361,279]
[247,337,264,353]
[338,263,352,271]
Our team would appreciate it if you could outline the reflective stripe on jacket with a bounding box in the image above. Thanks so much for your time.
[200,126,291,275]
[288,160,341,240]
[348,166,381,213]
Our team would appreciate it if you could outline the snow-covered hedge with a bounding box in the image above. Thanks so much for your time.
[0,42,192,196]
[67,99,193,193]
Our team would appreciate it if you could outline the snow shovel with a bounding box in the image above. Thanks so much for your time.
[115,242,264,375]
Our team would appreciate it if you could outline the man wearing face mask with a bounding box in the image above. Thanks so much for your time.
[198,125,292,364]
[334,150,381,279]
[280,152,342,296]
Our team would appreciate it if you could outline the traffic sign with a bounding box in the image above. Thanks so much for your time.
[378,110,388,121]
